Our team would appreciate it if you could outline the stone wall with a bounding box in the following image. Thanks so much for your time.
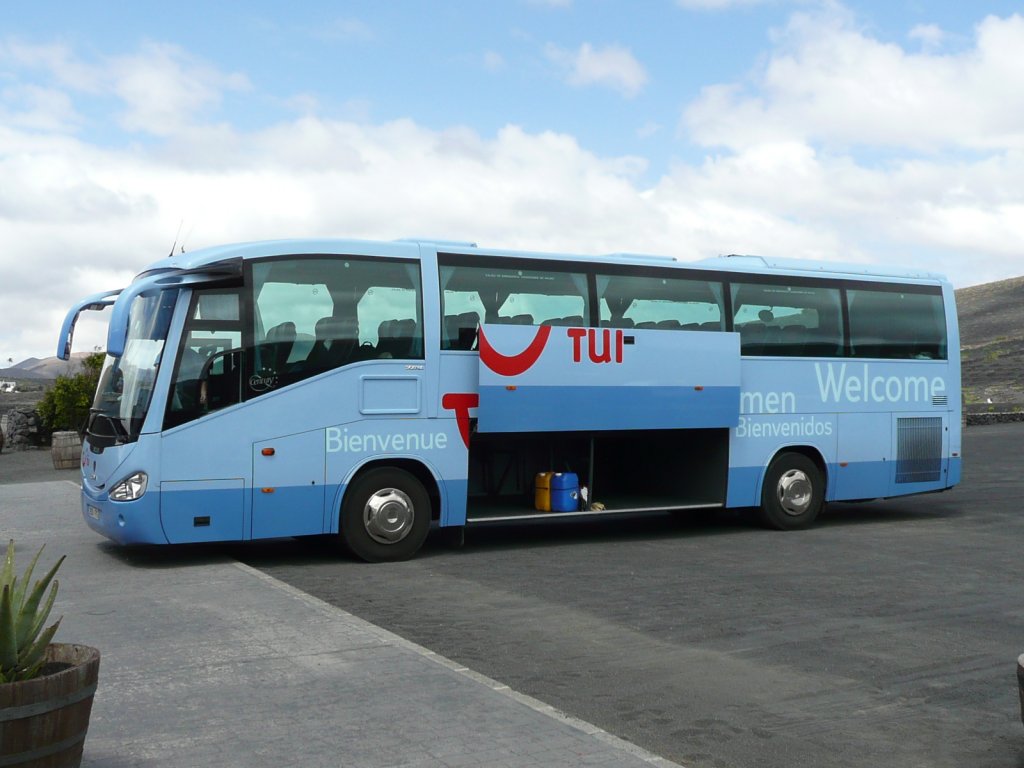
[966,411,1024,426]
[0,408,47,450]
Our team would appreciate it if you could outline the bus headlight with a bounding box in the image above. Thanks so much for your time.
[109,472,148,501]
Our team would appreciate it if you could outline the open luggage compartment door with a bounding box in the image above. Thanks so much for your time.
[477,324,741,433]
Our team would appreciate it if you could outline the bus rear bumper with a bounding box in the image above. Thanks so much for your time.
[947,456,962,488]
[81,487,168,545]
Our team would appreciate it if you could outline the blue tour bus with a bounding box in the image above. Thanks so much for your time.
[58,239,961,561]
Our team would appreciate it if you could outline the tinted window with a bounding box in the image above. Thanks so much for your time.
[165,289,243,429]
[597,272,724,330]
[732,282,843,357]
[440,262,588,350]
[847,288,946,359]
[249,257,423,397]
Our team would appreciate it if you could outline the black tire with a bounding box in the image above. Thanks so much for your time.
[757,452,824,530]
[340,468,431,562]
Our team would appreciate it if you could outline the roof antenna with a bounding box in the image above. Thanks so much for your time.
[168,219,183,258]
[180,221,195,254]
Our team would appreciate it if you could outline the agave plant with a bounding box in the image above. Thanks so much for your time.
[0,540,65,683]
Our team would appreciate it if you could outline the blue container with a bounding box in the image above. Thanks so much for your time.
[550,472,579,512]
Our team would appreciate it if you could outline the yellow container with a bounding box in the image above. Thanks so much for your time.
[535,472,553,512]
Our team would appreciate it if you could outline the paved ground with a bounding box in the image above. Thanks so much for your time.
[238,424,1024,768]
[5,425,1019,767]
[0,446,65,484]
[0,463,681,767]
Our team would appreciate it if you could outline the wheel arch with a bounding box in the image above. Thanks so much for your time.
[334,457,442,530]
[757,444,830,502]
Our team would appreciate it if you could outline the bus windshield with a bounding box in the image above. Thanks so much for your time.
[89,289,177,445]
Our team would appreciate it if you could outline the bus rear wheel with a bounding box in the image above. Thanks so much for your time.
[758,452,824,530]
[341,468,431,562]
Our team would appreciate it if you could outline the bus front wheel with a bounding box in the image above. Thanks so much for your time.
[341,468,431,562]
[758,452,824,530]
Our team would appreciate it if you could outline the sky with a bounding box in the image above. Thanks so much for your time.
[2,0,1023,363]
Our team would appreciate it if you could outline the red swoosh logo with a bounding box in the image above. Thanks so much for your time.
[478,325,552,377]
[441,393,479,449]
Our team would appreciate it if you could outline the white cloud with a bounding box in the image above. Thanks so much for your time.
[0,84,82,132]
[0,40,101,93]
[110,43,251,136]
[683,11,1024,152]
[0,40,250,137]
[7,105,1021,362]
[908,23,946,51]
[657,141,1024,279]
[0,112,657,360]
[3,24,1024,363]
[546,42,648,97]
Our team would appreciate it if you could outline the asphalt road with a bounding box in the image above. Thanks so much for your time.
[234,422,1024,768]
[0,447,67,484]
[7,424,1011,766]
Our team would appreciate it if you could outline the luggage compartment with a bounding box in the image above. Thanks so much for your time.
[465,428,728,522]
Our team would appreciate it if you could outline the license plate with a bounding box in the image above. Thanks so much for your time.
[87,505,101,520]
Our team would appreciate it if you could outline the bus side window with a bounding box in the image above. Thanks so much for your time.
[306,316,359,372]
[374,318,420,359]
[596,272,724,331]
[356,283,422,360]
[248,256,425,399]
[731,282,842,357]
[443,311,481,350]
[262,322,296,373]
[439,260,589,349]
[847,289,946,360]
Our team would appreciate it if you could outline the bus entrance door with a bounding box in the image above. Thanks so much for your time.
[252,430,327,538]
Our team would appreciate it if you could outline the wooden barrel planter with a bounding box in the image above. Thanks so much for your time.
[50,433,82,471]
[0,644,100,768]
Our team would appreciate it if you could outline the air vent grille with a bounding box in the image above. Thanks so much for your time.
[896,417,942,484]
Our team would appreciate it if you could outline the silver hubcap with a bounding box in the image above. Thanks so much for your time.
[363,488,415,544]
[777,469,813,516]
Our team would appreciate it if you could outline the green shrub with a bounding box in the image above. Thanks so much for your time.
[36,352,104,435]
[0,540,64,683]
